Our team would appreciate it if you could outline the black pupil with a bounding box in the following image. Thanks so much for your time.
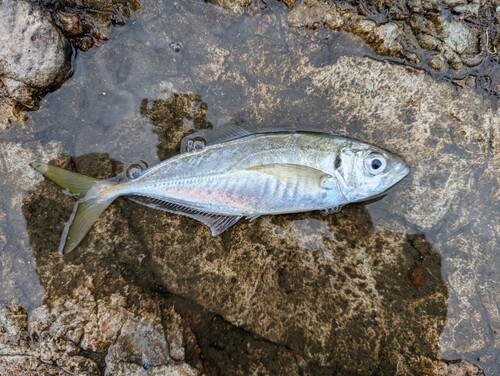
[371,159,382,170]
[334,155,341,169]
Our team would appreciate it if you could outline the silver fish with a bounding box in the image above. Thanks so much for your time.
[31,127,409,254]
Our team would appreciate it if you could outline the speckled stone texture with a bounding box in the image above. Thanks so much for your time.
[288,0,499,96]
[0,0,71,109]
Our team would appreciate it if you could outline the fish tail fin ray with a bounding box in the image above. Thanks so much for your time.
[30,162,100,199]
[30,162,116,254]
[59,197,113,254]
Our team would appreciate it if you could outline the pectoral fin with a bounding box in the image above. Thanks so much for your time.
[246,164,333,192]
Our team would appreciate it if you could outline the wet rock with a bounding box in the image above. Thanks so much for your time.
[139,93,212,160]
[308,56,497,373]
[436,162,499,361]
[0,139,63,310]
[282,0,296,9]
[207,0,252,14]
[121,55,495,372]
[438,360,487,376]
[50,0,140,51]
[0,99,15,128]
[117,201,449,373]
[0,0,139,118]
[0,0,72,109]
[0,281,199,375]
[19,151,313,375]
[453,2,480,18]
[360,21,405,56]
[438,18,479,55]
[419,34,440,50]
[286,0,497,97]
[23,84,489,373]
[3,0,498,374]
[23,153,449,373]
[309,56,495,230]
[428,53,447,70]
[288,0,344,30]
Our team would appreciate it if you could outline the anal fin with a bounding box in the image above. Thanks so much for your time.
[129,195,241,236]
[246,214,261,222]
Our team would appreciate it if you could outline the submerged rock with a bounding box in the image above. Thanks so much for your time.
[21,56,497,371]
[22,152,449,374]
[1,0,497,374]
[0,0,71,110]
[50,0,140,51]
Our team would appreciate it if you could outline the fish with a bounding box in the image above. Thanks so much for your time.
[30,126,410,254]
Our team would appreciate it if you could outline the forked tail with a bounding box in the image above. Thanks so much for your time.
[30,162,117,254]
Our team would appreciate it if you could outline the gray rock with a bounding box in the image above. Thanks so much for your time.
[453,1,480,17]
[21,54,495,374]
[288,0,344,30]
[0,0,71,108]
[439,19,479,55]
[52,0,140,51]
[428,52,447,70]
[0,139,63,310]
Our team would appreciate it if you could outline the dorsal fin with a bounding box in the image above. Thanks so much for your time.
[129,195,241,236]
[180,124,253,153]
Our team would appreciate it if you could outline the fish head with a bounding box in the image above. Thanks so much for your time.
[334,141,410,203]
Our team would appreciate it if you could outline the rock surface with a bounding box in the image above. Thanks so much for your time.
[0,139,63,310]
[50,0,140,51]
[0,0,140,119]
[126,56,498,373]
[0,0,71,110]
[207,0,252,14]
[0,282,199,375]
[0,0,498,374]
[288,0,499,97]
[20,54,498,371]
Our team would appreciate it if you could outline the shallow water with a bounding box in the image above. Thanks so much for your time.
[1,0,498,374]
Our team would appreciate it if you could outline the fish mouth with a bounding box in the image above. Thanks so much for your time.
[387,162,410,188]
[397,163,410,180]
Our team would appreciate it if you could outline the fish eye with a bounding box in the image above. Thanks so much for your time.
[365,153,386,175]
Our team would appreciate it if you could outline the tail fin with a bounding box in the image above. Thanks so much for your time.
[30,162,115,254]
